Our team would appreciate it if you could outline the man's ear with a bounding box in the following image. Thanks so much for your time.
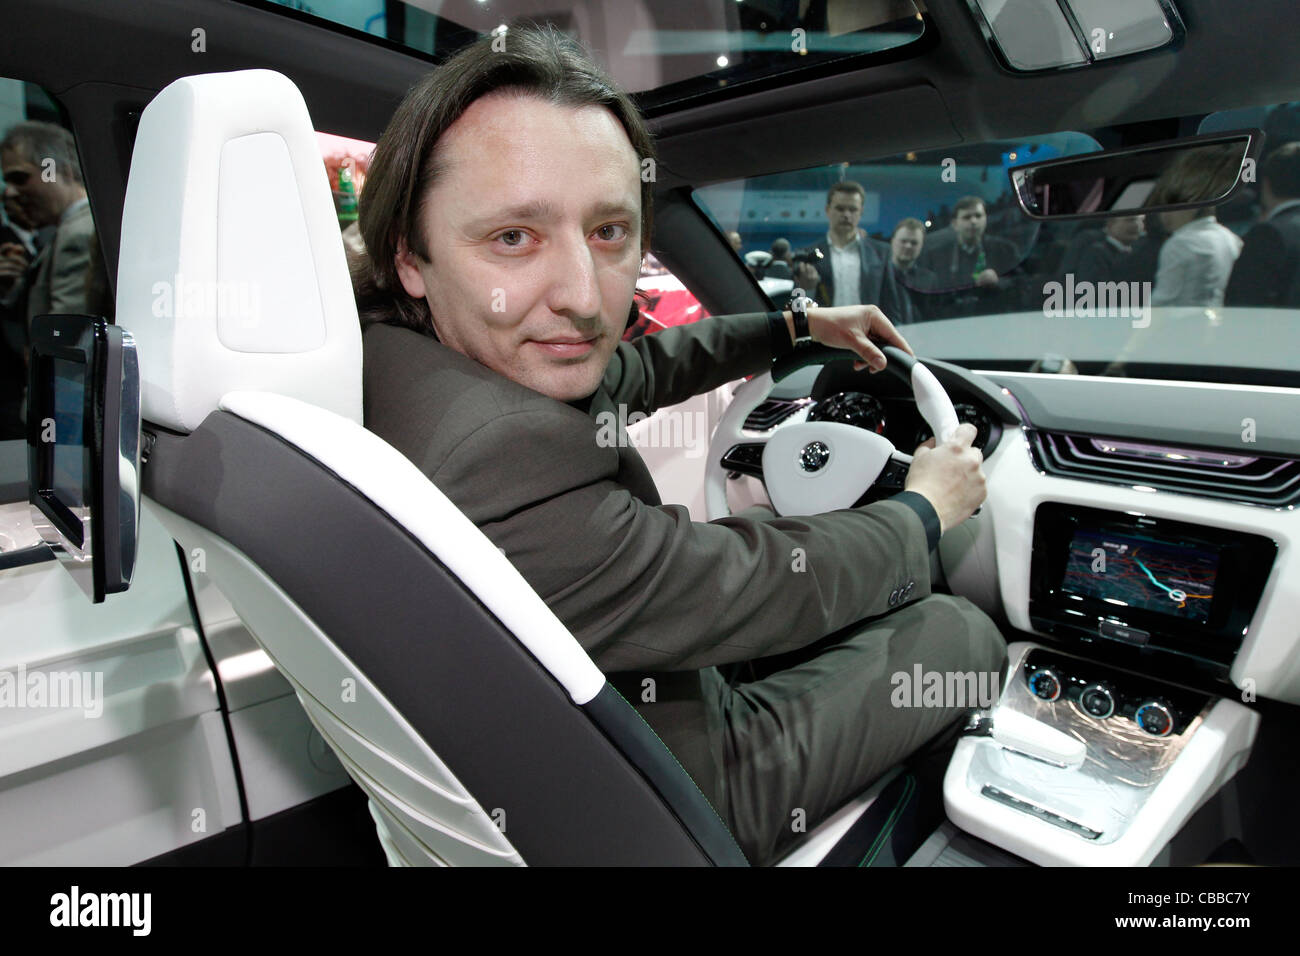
[394,237,428,299]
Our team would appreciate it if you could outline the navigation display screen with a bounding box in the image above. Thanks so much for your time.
[1062,529,1221,624]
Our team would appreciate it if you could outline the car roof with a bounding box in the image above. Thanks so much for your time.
[8,0,1300,267]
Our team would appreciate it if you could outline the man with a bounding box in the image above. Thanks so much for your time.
[793,182,915,323]
[889,217,937,322]
[0,122,94,324]
[1226,142,1300,307]
[355,24,1002,866]
[922,195,1020,290]
[1073,215,1145,285]
[2,121,95,438]
[769,237,792,270]
[919,195,1023,318]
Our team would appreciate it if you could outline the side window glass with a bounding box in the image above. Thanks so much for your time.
[1,77,105,477]
[627,253,711,340]
[316,130,373,259]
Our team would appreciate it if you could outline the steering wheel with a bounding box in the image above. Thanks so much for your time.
[705,344,960,520]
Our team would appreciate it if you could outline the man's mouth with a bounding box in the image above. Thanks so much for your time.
[530,335,597,357]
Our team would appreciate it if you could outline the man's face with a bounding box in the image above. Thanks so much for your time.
[953,203,987,246]
[1,146,80,230]
[395,93,642,403]
[1105,214,1144,244]
[891,226,924,267]
[826,190,863,241]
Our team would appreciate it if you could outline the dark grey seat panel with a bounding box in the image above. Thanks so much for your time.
[142,410,748,866]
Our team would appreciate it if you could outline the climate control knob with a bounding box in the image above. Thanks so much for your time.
[1078,683,1115,719]
[1135,701,1174,737]
[1027,668,1062,702]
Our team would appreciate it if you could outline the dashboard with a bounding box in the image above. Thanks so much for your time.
[733,362,1300,706]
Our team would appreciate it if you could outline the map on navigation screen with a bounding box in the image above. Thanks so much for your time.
[1062,529,1220,624]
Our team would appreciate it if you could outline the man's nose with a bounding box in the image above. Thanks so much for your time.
[547,233,602,319]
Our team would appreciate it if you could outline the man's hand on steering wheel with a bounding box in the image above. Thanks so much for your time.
[905,422,988,533]
[708,302,982,521]
[795,304,915,374]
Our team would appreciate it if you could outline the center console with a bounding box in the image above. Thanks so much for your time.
[943,502,1275,866]
[945,643,1259,866]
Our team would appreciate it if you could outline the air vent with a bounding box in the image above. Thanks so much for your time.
[1027,431,1300,508]
[743,398,809,432]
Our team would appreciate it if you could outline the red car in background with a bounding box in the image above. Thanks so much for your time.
[625,256,710,340]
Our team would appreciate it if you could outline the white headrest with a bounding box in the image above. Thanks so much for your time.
[117,69,363,432]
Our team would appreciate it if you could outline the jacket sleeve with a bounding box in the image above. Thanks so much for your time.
[47,214,94,315]
[601,311,777,416]
[431,404,935,675]
[1225,223,1287,307]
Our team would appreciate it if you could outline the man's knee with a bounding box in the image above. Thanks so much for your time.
[907,592,1007,680]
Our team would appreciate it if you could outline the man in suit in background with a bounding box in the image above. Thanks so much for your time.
[1,122,94,324]
[1073,214,1145,285]
[922,195,1020,291]
[354,25,1003,866]
[920,195,1025,318]
[889,217,938,322]
[1,121,95,439]
[1226,142,1300,308]
[793,181,916,323]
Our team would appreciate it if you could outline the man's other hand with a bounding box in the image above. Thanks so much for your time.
[802,304,914,373]
[903,422,986,534]
[793,261,820,290]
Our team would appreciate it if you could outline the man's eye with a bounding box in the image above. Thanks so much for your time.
[595,224,628,241]
[497,229,526,246]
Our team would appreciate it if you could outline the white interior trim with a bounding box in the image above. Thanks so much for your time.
[218,389,606,706]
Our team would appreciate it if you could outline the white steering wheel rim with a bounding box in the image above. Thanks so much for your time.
[704,348,960,520]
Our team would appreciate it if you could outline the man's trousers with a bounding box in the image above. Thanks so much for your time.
[621,593,1007,866]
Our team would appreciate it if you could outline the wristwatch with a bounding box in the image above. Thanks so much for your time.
[789,288,814,343]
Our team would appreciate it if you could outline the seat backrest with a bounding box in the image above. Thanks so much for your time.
[118,69,747,866]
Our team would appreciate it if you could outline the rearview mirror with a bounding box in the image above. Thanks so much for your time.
[1008,131,1259,220]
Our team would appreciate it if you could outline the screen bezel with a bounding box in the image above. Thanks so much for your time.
[25,312,142,605]
[28,326,98,551]
[1030,503,1278,667]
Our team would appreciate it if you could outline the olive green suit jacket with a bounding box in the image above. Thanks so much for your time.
[362,313,935,802]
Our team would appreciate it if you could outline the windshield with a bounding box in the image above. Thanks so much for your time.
[692,110,1300,388]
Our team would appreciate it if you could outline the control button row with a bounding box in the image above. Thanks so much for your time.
[1024,667,1174,736]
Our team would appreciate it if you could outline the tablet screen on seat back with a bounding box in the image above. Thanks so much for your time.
[27,314,140,603]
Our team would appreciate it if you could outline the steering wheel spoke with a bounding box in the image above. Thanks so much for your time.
[873,451,913,494]
[705,344,959,520]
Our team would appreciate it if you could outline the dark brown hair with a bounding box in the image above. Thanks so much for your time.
[352,22,657,334]
[1261,141,1300,201]
[825,181,866,207]
[0,121,84,185]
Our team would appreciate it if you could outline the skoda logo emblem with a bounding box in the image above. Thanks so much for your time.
[799,441,831,473]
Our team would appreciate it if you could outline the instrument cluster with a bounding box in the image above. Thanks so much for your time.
[807,391,998,454]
